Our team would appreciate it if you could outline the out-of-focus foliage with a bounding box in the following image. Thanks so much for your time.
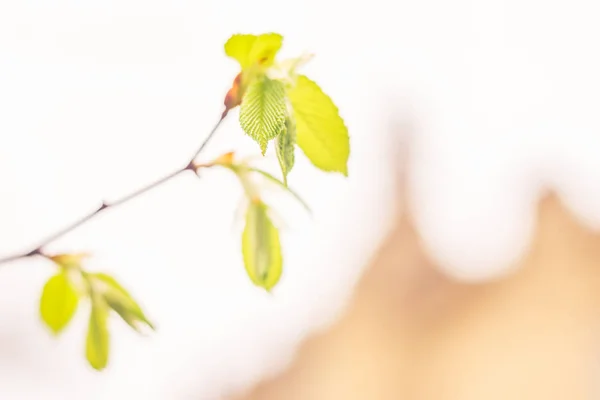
[242,200,283,291]
[39,254,153,370]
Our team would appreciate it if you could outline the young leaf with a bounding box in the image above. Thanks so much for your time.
[278,53,314,76]
[90,273,155,332]
[287,75,350,175]
[224,34,256,68]
[86,297,110,371]
[246,167,311,214]
[270,53,314,83]
[275,118,296,186]
[225,33,283,69]
[248,33,283,68]
[223,33,284,117]
[239,76,287,154]
[242,200,283,291]
[40,272,79,335]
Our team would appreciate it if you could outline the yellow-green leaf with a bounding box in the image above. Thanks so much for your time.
[86,297,110,371]
[279,53,314,74]
[225,33,283,69]
[40,272,79,335]
[242,200,283,291]
[248,33,283,68]
[90,273,154,332]
[271,53,314,84]
[275,118,296,186]
[224,34,256,68]
[239,76,287,154]
[287,75,350,175]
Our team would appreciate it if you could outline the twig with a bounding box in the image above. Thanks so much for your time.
[0,115,226,265]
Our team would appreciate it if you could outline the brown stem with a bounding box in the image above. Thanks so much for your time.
[0,115,226,265]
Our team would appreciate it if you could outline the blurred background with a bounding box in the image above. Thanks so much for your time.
[2,0,600,398]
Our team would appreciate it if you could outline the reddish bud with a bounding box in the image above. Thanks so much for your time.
[222,72,244,118]
[214,151,236,165]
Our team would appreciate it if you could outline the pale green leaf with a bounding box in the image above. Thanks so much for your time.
[287,75,350,175]
[239,76,287,154]
[90,273,154,332]
[279,53,314,74]
[226,164,311,214]
[270,53,314,83]
[86,297,110,371]
[224,33,283,69]
[242,201,283,291]
[40,272,79,335]
[244,167,311,214]
[275,118,296,186]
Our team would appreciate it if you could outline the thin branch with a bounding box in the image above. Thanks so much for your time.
[191,114,225,160]
[0,115,226,266]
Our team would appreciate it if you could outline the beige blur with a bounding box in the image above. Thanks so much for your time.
[232,141,600,399]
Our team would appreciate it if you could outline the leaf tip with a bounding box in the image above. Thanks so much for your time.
[47,326,61,336]
[88,359,108,372]
[262,286,276,294]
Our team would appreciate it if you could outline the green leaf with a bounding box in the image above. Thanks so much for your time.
[225,33,283,69]
[239,76,287,154]
[242,200,283,291]
[90,273,154,332]
[275,117,296,186]
[287,75,350,175]
[86,296,110,371]
[40,272,79,335]
[245,167,311,214]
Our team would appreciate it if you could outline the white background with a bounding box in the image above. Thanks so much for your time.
[1,0,600,398]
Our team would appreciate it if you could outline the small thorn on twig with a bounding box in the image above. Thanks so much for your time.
[25,248,41,258]
[184,161,197,172]
[0,113,227,267]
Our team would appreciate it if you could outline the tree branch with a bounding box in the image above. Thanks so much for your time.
[0,115,226,266]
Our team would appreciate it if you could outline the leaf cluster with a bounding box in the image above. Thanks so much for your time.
[3,32,351,371]
[219,33,350,291]
[224,33,350,182]
[40,254,153,370]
